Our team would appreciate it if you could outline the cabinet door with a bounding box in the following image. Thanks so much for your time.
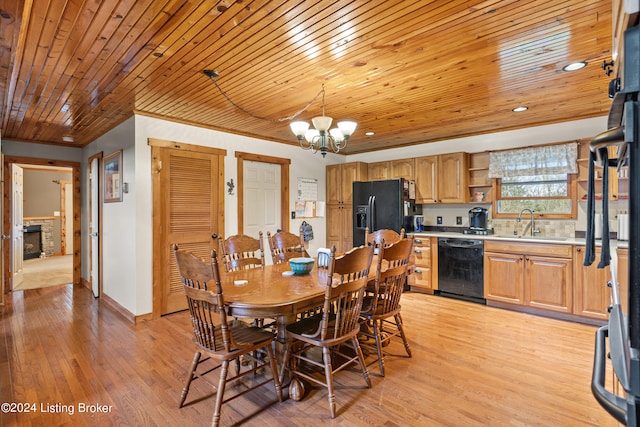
[390,158,415,180]
[415,156,437,203]
[340,162,366,204]
[438,152,468,203]
[368,161,390,181]
[326,165,341,204]
[525,256,573,314]
[340,206,353,252]
[484,251,524,304]
[574,247,611,319]
[326,204,343,250]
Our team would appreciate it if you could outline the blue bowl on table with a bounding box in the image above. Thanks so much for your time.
[288,257,315,275]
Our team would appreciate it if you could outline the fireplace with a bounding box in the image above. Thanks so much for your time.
[23,225,42,260]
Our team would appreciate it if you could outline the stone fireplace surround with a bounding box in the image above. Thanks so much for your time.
[23,218,55,257]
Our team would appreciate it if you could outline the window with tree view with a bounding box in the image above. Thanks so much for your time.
[496,173,573,215]
[489,143,577,218]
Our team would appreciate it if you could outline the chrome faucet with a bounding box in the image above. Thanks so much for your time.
[516,208,540,237]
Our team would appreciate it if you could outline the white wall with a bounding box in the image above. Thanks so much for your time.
[81,118,137,313]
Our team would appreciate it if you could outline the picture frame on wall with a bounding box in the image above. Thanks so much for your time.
[104,150,123,203]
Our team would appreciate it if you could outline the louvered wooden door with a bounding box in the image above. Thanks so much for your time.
[152,142,224,315]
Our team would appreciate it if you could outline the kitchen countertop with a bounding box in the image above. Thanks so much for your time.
[411,230,628,249]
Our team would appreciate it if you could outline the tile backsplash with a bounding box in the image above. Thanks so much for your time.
[420,199,627,239]
[492,219,575,238]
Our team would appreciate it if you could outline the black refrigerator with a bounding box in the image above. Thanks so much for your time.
[352,178,421,247]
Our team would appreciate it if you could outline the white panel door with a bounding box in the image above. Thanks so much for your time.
[64,183,73,254]
[90,157,100,297]
[243,161,281,261]
[10,164,24,289]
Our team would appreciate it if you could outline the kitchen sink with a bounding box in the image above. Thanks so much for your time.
[493,235,570,241]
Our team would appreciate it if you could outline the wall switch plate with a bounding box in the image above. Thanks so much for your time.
[291,211,296,219]
[456,216,462,225]
[437,216,443,225]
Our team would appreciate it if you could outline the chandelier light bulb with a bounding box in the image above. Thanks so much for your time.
[290,121,310,140]
[329,128,344,143]
[311,116,332,132]
[290,84,357,156]
[337,121,357,139]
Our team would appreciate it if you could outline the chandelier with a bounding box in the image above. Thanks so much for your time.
[203,70,356,157]
[289,84,357,157]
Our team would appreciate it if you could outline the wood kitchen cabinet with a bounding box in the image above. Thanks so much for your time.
[617,247,629,314]
[326,204,353,253]
[409,236,436,293]
[367,158,415,181]
[367,161,390,180]
[468,151,493,203]
[484,241,573,314]
[415,152,468,204]
[326,162,367,253]
[574,246,612,320]
[390,158,415,180]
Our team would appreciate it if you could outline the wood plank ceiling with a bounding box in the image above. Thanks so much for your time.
[0,0,614,154]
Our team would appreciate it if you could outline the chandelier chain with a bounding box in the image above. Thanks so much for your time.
[206,74,325,123]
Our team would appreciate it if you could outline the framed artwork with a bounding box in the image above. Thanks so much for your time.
[104,150,123,202]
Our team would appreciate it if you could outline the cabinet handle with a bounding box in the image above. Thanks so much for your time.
[525,257,530,261]
[415,239,422,244]
[414,249,422,254]
[577,248,582,253]
[415,269,422,274]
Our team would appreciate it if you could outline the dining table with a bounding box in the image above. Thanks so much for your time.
[220,254,414,343]
[220,260,331,343]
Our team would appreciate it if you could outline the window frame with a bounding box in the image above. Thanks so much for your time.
[492,173,577,219]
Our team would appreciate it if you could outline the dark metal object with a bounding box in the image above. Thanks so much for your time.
[436,238,485,304]
[590,24,640,427]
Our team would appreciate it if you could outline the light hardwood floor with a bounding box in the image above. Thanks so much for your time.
[0,284,620,426]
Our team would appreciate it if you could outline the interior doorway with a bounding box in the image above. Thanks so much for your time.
[2,156,81,294]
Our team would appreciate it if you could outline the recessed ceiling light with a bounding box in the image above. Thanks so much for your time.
[62,136,74,142]
[365,131,375,136]
[562,61,587,71]
[61,104,70,112]
[512,106,528,112]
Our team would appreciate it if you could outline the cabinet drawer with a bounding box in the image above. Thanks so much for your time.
[412,244,431,266]
[484,240,573,258]
[413,266,432,289]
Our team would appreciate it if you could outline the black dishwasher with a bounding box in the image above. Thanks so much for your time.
[437,238,485,304]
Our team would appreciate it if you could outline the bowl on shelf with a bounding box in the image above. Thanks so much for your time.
[288,257,315,275]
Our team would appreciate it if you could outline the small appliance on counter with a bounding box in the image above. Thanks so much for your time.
[413,215,424,232]
[463,206,493,235]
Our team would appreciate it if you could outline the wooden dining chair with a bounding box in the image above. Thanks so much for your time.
[266,229,308,264]
[218,232,265,272]
[359,237,414,377]
[280,244,374,418]
[365,227,405,248]
[172,245,283,427]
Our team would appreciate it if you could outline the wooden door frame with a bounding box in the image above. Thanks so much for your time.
[2,156,81,294]
[235,152,290,234]
[88,153,103,297]
[59,179,71,255]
